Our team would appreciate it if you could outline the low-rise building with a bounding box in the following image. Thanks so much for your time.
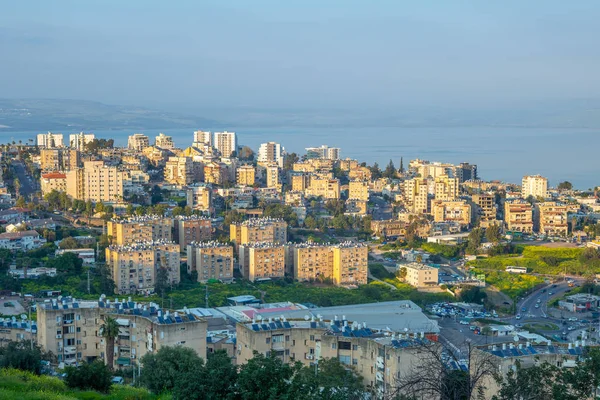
[558,293,600,313]
[40,172,67,195]
[371,220,407,239]
[187,241,234,283]
[55,248,96,265]
[399,263,438,287]
[0,230,47,250]
[0,318,36,346]
[432,200,472,227]
[239,242,285,282]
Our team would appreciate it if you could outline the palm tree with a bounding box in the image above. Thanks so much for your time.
[100,316,120,370]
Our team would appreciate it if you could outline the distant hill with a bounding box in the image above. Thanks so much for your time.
[0,98,217,131]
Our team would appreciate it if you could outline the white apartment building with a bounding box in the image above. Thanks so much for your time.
[193,130,212,147]
[69,133,95,150]
[155,133,174,149]
[214,131,237,157]
[522,175,548,199]
[400,263,439,288]
[127,134,150,151]
[258,142,284,168]
[305,145,340,160]
[37,132,64,148]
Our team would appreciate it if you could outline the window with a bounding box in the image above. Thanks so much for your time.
[309,348,315,355]
[292,340,296,346]
[272,335,284,343]
[339,341,351,350]
[285,349,290,356]
[266,338,271,344]
[352,358,358,365]
[285,335,290,342]
[352,344,358,351]
[76,327,81,333]
[332,343,337,350]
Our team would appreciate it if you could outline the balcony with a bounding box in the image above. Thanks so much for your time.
[64,346,77,355]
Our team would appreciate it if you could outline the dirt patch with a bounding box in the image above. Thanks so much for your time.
[541,242,579,248]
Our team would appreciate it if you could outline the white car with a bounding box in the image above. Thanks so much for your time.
[568,317,578,322]
[516,314,522,320]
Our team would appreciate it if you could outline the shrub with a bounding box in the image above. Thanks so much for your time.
[64,360,112,393]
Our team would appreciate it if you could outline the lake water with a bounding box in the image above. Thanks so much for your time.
[1,126,597,189]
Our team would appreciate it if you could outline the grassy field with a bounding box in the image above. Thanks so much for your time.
[524,322,559,331]
[0,368,166,400]
[472,268,545,299]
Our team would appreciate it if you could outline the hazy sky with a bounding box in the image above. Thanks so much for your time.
[2,1,599,110]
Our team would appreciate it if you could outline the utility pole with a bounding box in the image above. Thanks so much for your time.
[87,269,90,294]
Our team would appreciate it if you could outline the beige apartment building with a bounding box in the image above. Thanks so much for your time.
[230,218,288,250]
[400,263,439,287]
[106,241,180,295]
[348,166,372,181]
[78,161,125,203]
[174,215,213,251]
[290,172,309,192]
[107,216,173,246]
[37,297,207,369]
[522,175,548,199]
[264,163,280,189]
[40,172,67,195]
[164,156,194,185]
[40,149,80,171]
[434,174,459,201]
[432,200,472,227]
[370,220,407,239]
[293,159,334,174]
[236,165,256,186]
[204,162,228,185]
[403,178,429,214]
[472,194,497,227]
[290,242,368,285]
[214,131,237,158]
[238,242,285,281]
[348,180,369,201]
[337,158,359,171]
[236,317,438,396]
[155,133,174,149]
[305,176,340,199]
[127,133,150,151]
[186,241,234,282]
[186,185,212,211]
[537,202,569,236]
[257,142,283,168]
[193,130,212,147]
[504,200,534,233]
[142,146,172,168]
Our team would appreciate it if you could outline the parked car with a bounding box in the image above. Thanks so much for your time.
[111,377,124,385]
[568,317,578,322]
[516,314,522,320]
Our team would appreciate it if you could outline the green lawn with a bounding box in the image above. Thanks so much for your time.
[472,268,545,299]
[524,322,559,331]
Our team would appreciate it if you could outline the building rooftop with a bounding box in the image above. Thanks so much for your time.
[0,230,40,239]
[41,172,67,179]
[188,241,232,249]
[175,214,211,221]
[479,342,588,359]
[0,317,37,333]
[109,215,170,223]
[403,262,437,271]
[240,241,285,249]
[232,217,286,227]
[107,240,177,251]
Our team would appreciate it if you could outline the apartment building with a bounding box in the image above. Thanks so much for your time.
[370,220,407,239]
[348,180,369,201]
[258,142,284,168]
[472,194,497,227]
[0,319,35,345]
[193,130,212,147]
[204,162,228,185]
[455,162,478,182]
[127,134,150,151]
[106,241,180,295]
[230,218,288,250]
[400,263,439,287]
[337,158,359,171]
[264,163,280,189]
[107,216,173,246]
[236,165,256,186]
[434,174,459,201]
[40,149,80,171]
[37,297,207,368]
[348,166,372,181]
[0,230,47,250]
[238,242,285,281]
[174,215,213,252]
[37,132,64,148]
[214,131,237,157]
[164,156,194,185]
[186,185,212,211]
[293,159,335,173]
[142,146,172,168]
[305,176,340,199]
[522,175,548,199]
[155,133,174,149]
[186,241,234,282]
[290,242,368,285]
[236,307,438,396]
[68,133,95,150]
[79,161,125,203]
[40,172,67,195]
[290,172,309,192]
[504,200,534,233]
[403,178,429,214]
[305,145,340,160]
[537,202,569,236]
[431,200,472,227]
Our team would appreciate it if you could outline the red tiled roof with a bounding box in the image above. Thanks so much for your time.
[41,172,67,179]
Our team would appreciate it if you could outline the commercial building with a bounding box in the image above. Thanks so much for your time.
[537,202,569,236]
[230,218,288,250]
[214,131,237,158]
[432,200,472,227]
[236,300,439,396]
[174,215,213,252]
[155,133,174,149]
[40,149,80,171]
[238,242,285,281]
[348,180,369,201]
[258,142,284,168]
[106,241,180,295]
[400,263,439,288]
[107,216,173,246]
[164,156,194,185]
[305,145,340,160]
[40,172,67,195]
[522,175,548,199]
[504,200,534,233]
[127,134,150,151]
[37,132,64,148]
[193,130,212,147]
[36,296,207,368]
[558,293,600,313]
[186,241,234,283]
[186,185,212,211]
[236,165,256,186]
[472,194,497,227]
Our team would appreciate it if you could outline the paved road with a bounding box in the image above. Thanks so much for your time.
[12,161,36,196]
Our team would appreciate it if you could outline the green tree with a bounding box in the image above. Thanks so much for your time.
[383,159,397,178]
[0,340,45,374]
[283,152,299,170]
[64,360,112,393]
[48,252,83,275]
[237,351,303,400]
[369,162,382,179]
[15,196,26,207]
[467,228,483,253]
[397,267,408,281]
[485,225,502,243]
[557,181,573,191]
[85,199,94,219]
[100,316,120,370]
[95,201,105,213]
[58,237,79,249]
[140,346,204,394]
[459,286,487,304]
[304,215,318,230]
[173,350,237,400]
[126,204,134,215]
[399,157,404,174]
